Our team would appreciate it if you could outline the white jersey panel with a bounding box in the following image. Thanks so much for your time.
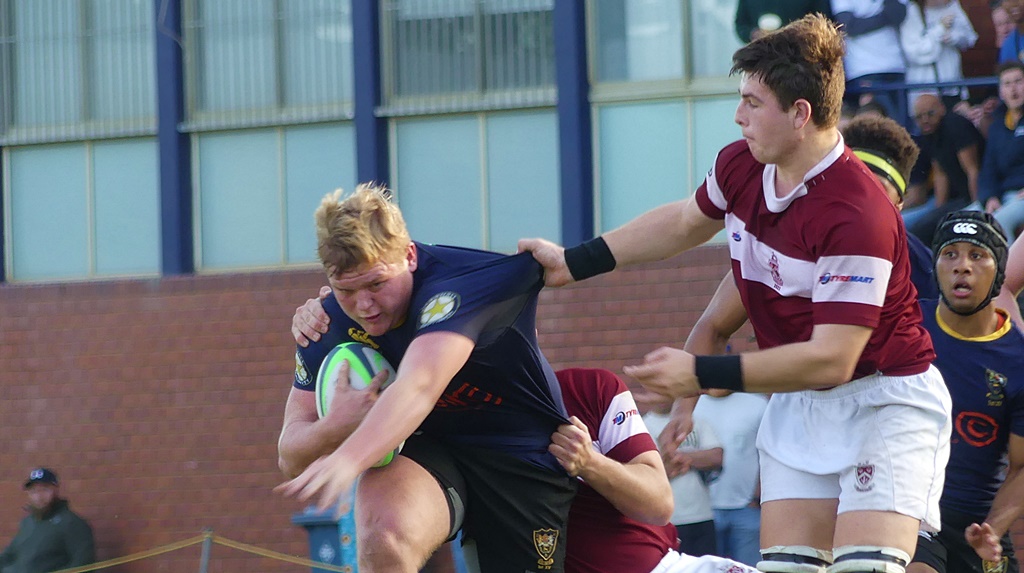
[812,255,893,307]
[596,390,647,455]
[725,213,816,299]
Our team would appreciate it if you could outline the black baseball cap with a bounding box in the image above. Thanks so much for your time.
[24,468,59,488]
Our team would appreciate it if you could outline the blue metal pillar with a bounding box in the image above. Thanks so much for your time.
[554,0,594,245]
[352,0,389,187]
[155,0,193,275]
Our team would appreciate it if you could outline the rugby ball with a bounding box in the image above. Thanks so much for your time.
[315,342,402,467]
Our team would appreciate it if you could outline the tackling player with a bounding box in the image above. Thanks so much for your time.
[519,14,952,573]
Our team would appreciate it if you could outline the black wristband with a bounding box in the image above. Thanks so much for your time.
[563,236,617,281]
[695,355,744,392]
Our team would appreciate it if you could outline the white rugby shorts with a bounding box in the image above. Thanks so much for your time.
[650,551,759,573]
[757,365,951,531]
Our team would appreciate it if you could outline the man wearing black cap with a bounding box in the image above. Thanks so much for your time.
[0,468,95,573]
[908,211,1024,573]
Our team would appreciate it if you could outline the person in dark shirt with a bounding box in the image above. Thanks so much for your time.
[909,211,1024,573]
[276,184,576,573]
[0,468,95,573]
[903,94,984,244]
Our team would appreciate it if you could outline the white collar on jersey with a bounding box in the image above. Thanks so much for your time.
[762,133,846,214]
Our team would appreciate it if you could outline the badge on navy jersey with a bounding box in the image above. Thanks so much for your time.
[419,292,460,328]
[295,351,311,386]
[986,369,1007,406]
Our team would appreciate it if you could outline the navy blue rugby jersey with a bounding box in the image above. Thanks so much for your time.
[907,232,937,301]
[920,298,1024,518]
[293,242,570,472]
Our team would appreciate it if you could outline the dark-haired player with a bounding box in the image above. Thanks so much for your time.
[519,14,951,573]
[909,211,1024,573]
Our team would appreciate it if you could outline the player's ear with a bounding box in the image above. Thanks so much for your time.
[791,98,812,130]
[406,242,418,272]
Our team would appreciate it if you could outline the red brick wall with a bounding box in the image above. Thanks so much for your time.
[0,244,1020,570]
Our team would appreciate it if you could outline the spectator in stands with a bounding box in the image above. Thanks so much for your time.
[901,0,977,110]
[644,402,723,557]
[952,2,1011,137]
[0,468,95,573]
[693,391,768,568]
[734,0,832,43]
[994,1,1015,50]
[903,93,984,243]
[999,0,1024,64]
[979,61,1024,244]
[832,0,909,118]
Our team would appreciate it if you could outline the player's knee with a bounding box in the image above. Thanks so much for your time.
[757,545,834,573]
[825,546,910,573]
[357,526,427,570]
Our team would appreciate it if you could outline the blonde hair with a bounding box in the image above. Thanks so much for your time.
[315,183,411,275]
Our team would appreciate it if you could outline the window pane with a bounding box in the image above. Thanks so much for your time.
[281,0,354,106]
[480,1,554,91]
[11,0,84,126]
[284,123,356,263]
[8,144,89,279]
[93,139,160,275]
[394,116,483,248]
[486,111,559,253]
[195,0,277,112]
[390,0,477,97]
[592,0,683,83]
[197,130,283,268]
[88,0,156,121]
[385,0,554,101]
[598,102,689,231]
[689,0,741,78]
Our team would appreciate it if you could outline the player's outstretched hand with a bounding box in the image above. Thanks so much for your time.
[292,286,332,346]
[624,347,700,399]
[549,416,592,477]
[275,450,359,514]
[517,238,574,287]
[965,522,1002,562]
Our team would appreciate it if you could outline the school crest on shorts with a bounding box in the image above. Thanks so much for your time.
[983,557,1009,573]
[986,369,1007,406]
[418,292,460,328]
[533,528,558,569]
[855,462,874,492]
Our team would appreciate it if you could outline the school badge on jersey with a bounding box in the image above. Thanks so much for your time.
[419,291,460,328]
[986,369,1007,406]
[533,528,558,569]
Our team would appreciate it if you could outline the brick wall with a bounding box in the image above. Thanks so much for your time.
[1,244,1020,570]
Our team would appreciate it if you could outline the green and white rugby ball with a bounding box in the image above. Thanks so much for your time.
[315,342,402,467]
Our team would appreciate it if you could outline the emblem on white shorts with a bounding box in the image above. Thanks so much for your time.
[855,463,875,492]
